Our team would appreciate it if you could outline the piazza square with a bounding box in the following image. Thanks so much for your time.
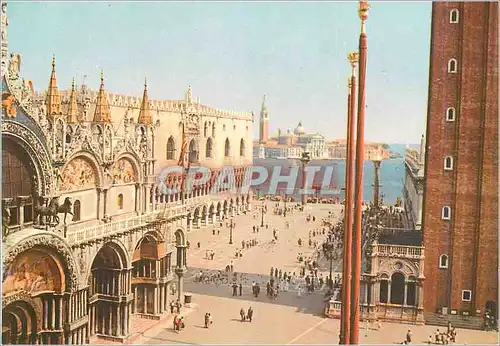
[1,1,498,345]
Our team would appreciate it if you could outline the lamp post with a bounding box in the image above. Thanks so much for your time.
[283,190,287,217]
[350,1,370,344]
[229,218,235,245]
[300,152,311,206]
[260,201,265,227]
[340,51,358,346]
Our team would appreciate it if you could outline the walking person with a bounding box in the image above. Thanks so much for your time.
[406,329,412,344]
[247,307,253,322]
[240,308,246,322]
[239,283,243,296]
[204,313,210,328]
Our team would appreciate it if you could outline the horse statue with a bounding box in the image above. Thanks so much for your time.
[2,206,11,239]
[34,195,60,226]
[57,197,73,224]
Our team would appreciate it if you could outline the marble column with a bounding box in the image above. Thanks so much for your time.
[96,188,101,220]
[51,297,56,330]
[143,286,147,314]
[387,281,392,304]
[135,183,140,213]
[417,283,424,309]
[134,286,138,313]
[116,304,121,336]
[154,286,158,315]
[403,282,408,306]
[103,189,108,219]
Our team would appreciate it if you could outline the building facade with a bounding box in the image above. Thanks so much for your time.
[403,135,425,231]
[422,1,498,320]
[1,4,253,344]
[254,118,327,160]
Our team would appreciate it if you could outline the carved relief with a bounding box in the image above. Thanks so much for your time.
[3,249,63,295]
[3,234,79,292]
[2,91,16,117]
[113,158,136,184]
[60,157,96,191]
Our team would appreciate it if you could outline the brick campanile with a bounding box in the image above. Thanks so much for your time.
[422,2,498,317]
[259,94,269,143]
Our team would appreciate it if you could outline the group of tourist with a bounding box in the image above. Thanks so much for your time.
[430,323,457,344]
[239,307,254,322]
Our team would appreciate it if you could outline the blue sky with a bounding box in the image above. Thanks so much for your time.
[7,1,431,143]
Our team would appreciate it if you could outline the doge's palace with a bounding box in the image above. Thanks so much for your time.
[1,3,253,344]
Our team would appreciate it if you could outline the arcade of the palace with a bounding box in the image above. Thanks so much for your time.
[1,4,253,344]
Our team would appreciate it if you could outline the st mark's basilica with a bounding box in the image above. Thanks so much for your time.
[1,3,254,344]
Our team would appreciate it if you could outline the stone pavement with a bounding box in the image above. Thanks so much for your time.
[140,292,498,345]
[184,201,343,285]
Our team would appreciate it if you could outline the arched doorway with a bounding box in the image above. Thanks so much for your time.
[193,207,200,228]
[173,229,187,303]
[208,204,215,224]
[132,231,173,317]
[2,248,66,344]
[2,138,37,230]
[379,274,389,304]
[2,298,39,344]
[390,272,405,305]
[88,243,131,340]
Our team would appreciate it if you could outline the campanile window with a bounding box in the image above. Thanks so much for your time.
[442,206,451,220]
[446,107,456,122]
[444,156,453,170]
[450,9,459,24]
[448,59,458,73]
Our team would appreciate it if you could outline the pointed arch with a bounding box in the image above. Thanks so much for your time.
[239,138,245,157]
[189,139,199,163]
[224,138,231,158]
[206,137,213,159]
[166,136,176,160]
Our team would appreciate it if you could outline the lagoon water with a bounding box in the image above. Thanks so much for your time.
[251,144,408,205]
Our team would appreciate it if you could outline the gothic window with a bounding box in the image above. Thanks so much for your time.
[239,138,245,157]
[117,194,124,210]
[188,139,199,163]
[461,290,472,302]
[204,122,208,137]
[2,139,34,199]
[233,125,236,130]
[439,254,449,269]
[444,156,453,170]
[450,9,459,23]
[446,107,456,122]
[442,206,451,220]
[379,279,389,303]
[223,124,226,131]
[224,138,231,158]
[448,59,458,73]
[406,279,417,306]
[212,123,216,138]
[206,138,213,159]
[166,136,176,160]
[390,272,405,305]
[73,200,81,221]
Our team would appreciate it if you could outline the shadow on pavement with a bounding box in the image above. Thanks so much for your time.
[184,266,328,318]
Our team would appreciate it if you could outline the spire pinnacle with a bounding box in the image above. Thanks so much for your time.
[261,94,267,110]
[93,71,111,123]
[67,77,79,124]
[45,55,62,120]
[138,78,152,125]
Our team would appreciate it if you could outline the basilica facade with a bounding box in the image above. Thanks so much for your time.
[1,4,253,344]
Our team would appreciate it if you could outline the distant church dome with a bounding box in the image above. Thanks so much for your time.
[294,122,305,135]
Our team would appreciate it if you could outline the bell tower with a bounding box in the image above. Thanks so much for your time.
[259,94,269,144]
